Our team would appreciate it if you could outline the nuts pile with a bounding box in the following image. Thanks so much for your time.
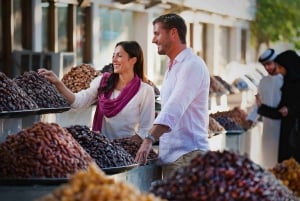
[112,137,158,160]
[36,163,167,201]
[0,122,93,178]
[0,72,38,112]
[269,158,300,197]
[62,63,100,93]
[150,150,299,201]
[14,71,69,108]
[65,125,135,168]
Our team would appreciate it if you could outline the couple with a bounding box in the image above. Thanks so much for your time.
[39,13,211,179]
[248,48,300,167]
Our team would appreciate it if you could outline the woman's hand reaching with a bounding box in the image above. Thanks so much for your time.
[38,68,60,85]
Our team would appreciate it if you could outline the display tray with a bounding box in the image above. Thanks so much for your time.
[36,107,71,115]
[0,178,69,186]
[226,129,245,135]
[101,163,139,175]
[0,109,40,118]
[208,131,226,138]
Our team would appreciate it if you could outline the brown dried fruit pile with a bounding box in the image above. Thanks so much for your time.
[270,158,300,197]
[0,122,93,178]
[65,125,135,168]
[150,150,299,201]
[211,107,249,130]
[62,63,100,93]
[112,137,158,160]
[14,71,69,108]
[0,72,38,111]
[208,116,226,137]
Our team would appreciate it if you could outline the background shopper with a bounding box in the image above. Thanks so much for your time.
[246,48,283,168]
[257,49,300,163]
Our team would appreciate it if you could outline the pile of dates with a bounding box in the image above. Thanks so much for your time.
[0,122,93,178]
[0,72,38,111]
[150,150,299,201]
[209,76,229,95]
[213,75,239,94]
[14,71,69,108]
[65,125,135,168]
[213,116,244,131]
[270,157,300,197]
[113,137,158,161]
[62,63,100,93]
[208,116,226,137]
[211,107,249,130]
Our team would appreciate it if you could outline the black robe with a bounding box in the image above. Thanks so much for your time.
[258,78,300,163]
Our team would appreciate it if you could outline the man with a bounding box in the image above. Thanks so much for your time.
[247,48,283,168]
[135,13,210,178]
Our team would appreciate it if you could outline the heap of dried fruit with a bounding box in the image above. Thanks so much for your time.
[0,122,93,178]
[211,107,250,130]
[14,71,69,108]
[208,116,226,137]
[65,125,135,168]
[210,76,229,95]
[112,137,158,160]
[36,163,167,201]
[0,72,38,111]
[62,63,100,93]
[269,157,300,197]
[150,150,299,201]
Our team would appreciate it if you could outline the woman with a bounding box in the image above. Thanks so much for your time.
[39,41,155,140]
[257,50,300,163]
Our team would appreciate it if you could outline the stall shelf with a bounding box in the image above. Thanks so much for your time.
[0,163,161,201]
[225,122,264,166]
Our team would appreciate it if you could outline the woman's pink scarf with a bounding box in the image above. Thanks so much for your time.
[92,72,141,131]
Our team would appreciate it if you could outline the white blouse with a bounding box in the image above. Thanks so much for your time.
[71,75,155,140]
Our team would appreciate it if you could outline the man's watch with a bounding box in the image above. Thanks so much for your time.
[145,133,156,143]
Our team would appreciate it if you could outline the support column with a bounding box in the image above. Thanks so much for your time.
[48,1,57,52]
[229,27,242,62]
[32,0,42,51]
[2,0,13,76]
[206,23,220,75]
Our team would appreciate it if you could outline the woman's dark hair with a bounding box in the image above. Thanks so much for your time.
[274,50,300,82]
[152,13,187,44]
[99,41,146,93]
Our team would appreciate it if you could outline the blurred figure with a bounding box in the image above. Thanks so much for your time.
[257,49,300,163]
[246,48,283,168]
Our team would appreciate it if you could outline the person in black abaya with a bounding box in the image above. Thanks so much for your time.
[257,50,300,163]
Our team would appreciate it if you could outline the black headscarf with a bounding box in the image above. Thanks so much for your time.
[274,50,300,82]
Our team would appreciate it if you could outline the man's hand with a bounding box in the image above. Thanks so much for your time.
[134,139,153,165]
[279,106,288,117]
[255,94,262,106]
